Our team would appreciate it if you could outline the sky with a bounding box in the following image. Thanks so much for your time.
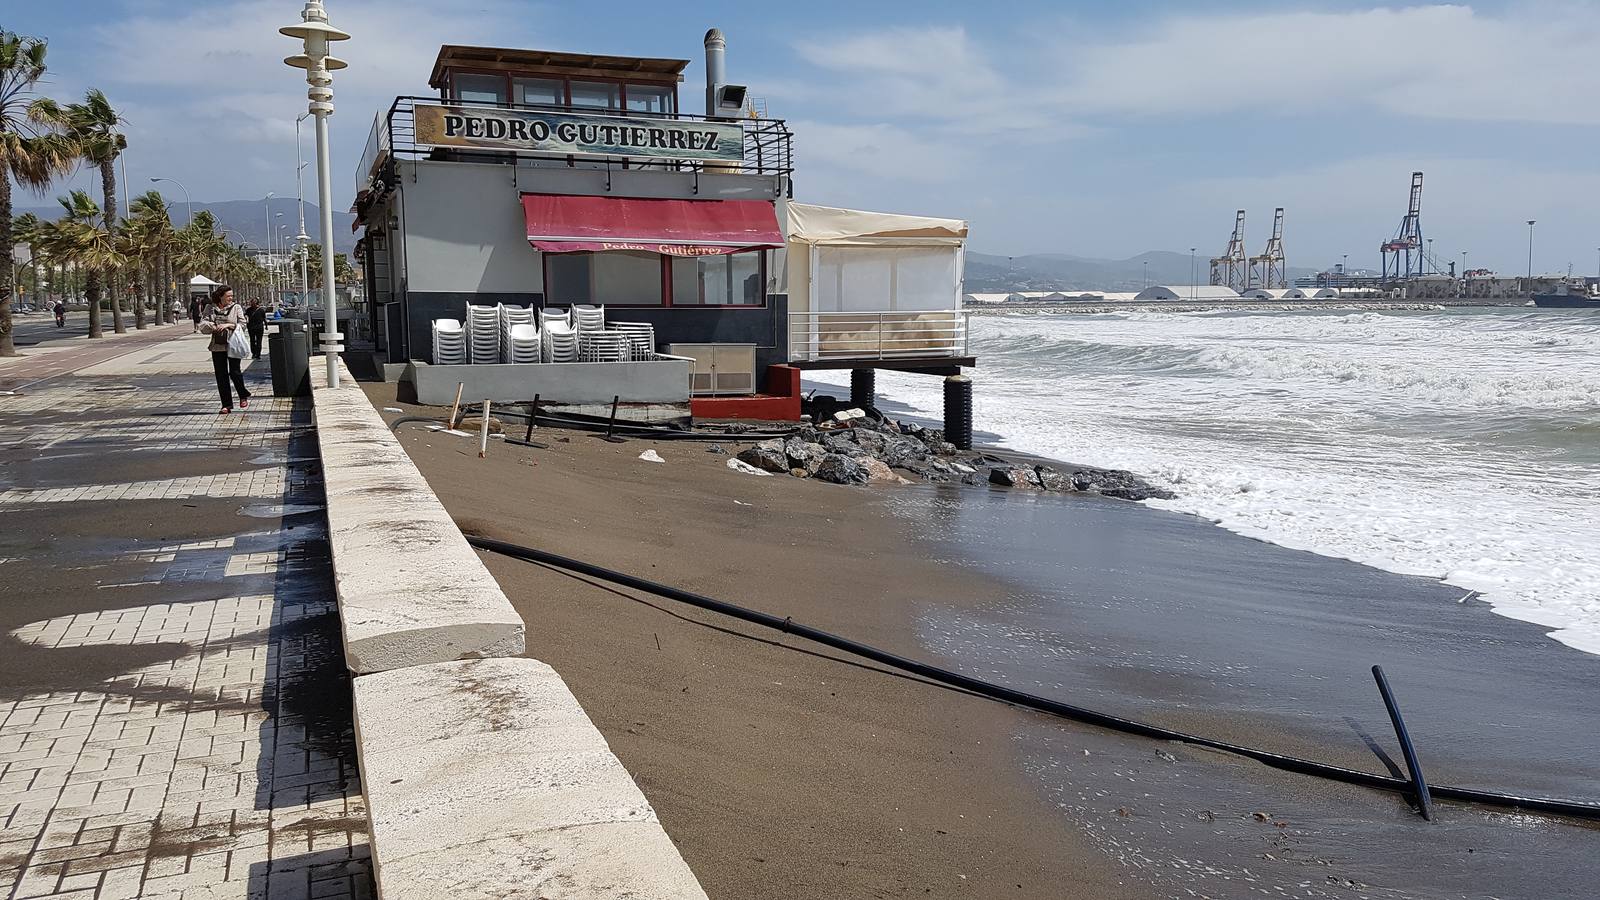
[10,0,1600,275]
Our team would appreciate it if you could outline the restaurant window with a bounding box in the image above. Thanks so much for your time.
[671,252,763,305]
[546,252,663,306]
[625,84,675,115]
[453,73,507,104]
[513,77,563,107]
[569,81,621,110]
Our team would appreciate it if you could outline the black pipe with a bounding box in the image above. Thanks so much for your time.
[603,396,628,443]
[465,533,1600,823]
[1373,665,1434,821]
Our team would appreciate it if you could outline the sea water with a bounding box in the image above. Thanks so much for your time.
[806,307,1600,655]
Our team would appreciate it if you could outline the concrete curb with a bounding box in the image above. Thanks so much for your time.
[311,360,526,673]
[310,360,709,899]
[353,658,709,900]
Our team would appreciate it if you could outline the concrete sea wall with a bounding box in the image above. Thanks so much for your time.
[311,360,708,899]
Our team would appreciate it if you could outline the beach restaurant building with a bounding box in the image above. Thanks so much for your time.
[351,33,974,432]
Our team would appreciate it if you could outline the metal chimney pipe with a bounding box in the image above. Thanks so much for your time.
[704,28,726,118]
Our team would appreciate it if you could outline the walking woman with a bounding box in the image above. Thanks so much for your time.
[188,295,203,333]
[200,285,252,414]
[244,297,268,360]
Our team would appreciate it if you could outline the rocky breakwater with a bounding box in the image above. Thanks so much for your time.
[732,417,1173,501]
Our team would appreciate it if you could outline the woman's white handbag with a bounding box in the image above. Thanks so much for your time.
[226,328,250,360]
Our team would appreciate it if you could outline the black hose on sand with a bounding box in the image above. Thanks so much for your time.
[465,533,1600,824]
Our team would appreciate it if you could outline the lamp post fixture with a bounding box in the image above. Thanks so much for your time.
[1189,248,1196,301]
[281,0,350,388]
[150,177,194,226]
[1461,250,1468,296]
[295,113,312,326]
[1526,220,1536,283]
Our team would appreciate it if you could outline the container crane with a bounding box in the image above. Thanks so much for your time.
[1380,172,1424,281]
[1248,208,1287,289]
[1209,210,1248,292]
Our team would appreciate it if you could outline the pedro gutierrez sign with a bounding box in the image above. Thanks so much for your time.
[413,103,744,162]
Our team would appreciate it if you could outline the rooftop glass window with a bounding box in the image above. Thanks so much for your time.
[453,73,507,104]
[569,81,621,110]
[625,85,675,115]
[514,77,563,107]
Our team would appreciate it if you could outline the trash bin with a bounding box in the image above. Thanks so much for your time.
[268,319,311,397]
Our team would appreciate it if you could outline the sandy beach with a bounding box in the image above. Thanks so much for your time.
[363,381,1600,899]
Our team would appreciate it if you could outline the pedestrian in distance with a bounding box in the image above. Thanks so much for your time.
[199,285,252,414]
[53,299,64,329]
[244,297,268,360]
[189,295,203,333]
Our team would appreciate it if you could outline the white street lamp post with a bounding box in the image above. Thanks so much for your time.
[150,177,194,226]
[295,113,312,337]
[282,0,350,389]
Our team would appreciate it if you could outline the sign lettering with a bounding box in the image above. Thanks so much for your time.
[414,103,743,163]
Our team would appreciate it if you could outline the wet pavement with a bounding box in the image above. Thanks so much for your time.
[886,485,1600,899]
[0,335,371,900]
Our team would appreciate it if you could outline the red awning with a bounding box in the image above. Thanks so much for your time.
[521,193,784,257]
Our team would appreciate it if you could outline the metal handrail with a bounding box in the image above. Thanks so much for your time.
[358,95,794,193]
[787,310,969,362]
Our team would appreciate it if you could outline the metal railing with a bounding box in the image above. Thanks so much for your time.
[357,95,794,195]
[787,311,970,362]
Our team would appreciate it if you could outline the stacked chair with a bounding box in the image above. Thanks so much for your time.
[572,304,606,334]
[431,318,467,365]
[540,308,579,363]
[611,321,656,360]
[505,323,541,363]
[578,329,633,363]
[498,304,536,362]
[465,304,501,364]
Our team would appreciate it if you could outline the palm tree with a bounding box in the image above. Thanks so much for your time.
[127,191,175,325]
[39,190,122,337]
[35,89,130,331]
[0,29,77,356]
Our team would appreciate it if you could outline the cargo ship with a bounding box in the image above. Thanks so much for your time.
[1531,283,1600,308]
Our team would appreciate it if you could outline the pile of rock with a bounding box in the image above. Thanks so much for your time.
[732,416,1173,501]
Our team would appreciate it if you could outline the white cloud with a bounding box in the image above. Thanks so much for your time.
[1051,4,1600,125]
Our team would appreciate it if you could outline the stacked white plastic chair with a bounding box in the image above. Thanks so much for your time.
[465,304,500,364]
[572,304,605,334]
[498,304,536,362]
[540,308,578,363]
[431,318,466,365]
[611,321,656,360]
[505,323,541,363]
[579,329,632,363]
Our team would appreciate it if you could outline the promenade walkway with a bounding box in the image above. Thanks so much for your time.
[0,333,372,900]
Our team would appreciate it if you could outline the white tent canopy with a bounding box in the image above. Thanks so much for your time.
[188,275,221,288]
[786,203,967,247]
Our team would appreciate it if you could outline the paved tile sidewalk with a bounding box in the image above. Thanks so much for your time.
[0,336,371,900]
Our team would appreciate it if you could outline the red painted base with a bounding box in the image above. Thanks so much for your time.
[690,364,804,421]
[690,394,801,421]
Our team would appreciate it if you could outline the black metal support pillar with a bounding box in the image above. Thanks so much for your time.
[943,374,972,450]
[850,368,876,410]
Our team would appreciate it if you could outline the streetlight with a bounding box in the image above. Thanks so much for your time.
[1189,248,1196,301]
[1142,260,1148,290]
[1342,253,1348,289]
[150,176,193,225]
[1426,238,1433,275]
[1461,250,1468,296]
[282,0,350,389]
[1526,220,1536,282]
[295,113,312,318]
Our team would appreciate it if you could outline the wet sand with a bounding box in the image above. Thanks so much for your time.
[365,382,1599,899]
[365,384,1145,899]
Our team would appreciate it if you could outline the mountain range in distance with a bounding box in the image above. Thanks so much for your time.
[19,198,358,256]
[966,250,1319,292]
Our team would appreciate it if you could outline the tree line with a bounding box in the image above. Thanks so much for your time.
[0,28,354,357]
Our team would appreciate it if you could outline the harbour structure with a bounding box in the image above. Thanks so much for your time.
[350,30,974,434]
[1380,171,1425,281]
[1133,285,1242,302]
[1247,208,1288,290]
[1209,210,1248,292]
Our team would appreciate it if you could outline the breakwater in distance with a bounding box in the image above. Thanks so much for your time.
[969,298,1530,315]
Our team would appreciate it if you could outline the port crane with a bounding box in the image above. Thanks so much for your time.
[1209,210,1248,292]
[1248,208,1287,289]
[1380,171,1424,281]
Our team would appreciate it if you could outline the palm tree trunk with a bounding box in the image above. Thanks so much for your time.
[85,268,104,338]
[0,175,14,358]
[132,265,148,329]
[99,161,125,334]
